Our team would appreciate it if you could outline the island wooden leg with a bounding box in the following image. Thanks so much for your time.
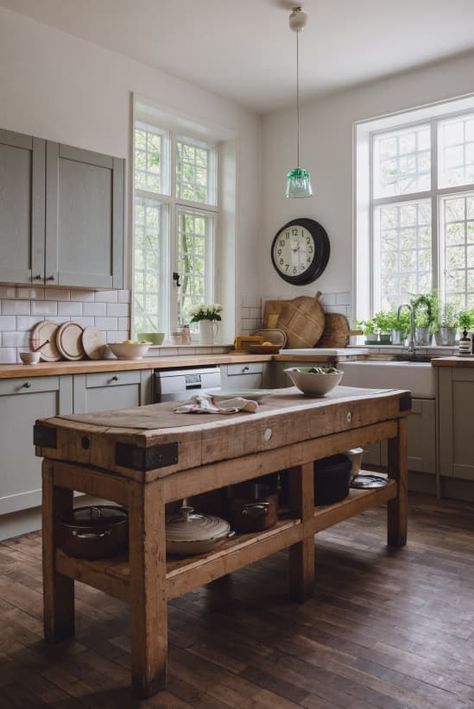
[387,417,408,547]
[42,460,75,642]
[288,462,315,602]
[129,479,167,698]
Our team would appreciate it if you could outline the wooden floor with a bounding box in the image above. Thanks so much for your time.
[1,494,473,709]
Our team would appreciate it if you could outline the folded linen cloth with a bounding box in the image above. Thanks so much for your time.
[175,393,258,414]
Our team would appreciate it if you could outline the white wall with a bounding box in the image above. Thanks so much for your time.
[0,6,262,336]
[262,51,474,316]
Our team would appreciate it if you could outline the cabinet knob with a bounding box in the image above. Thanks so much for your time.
[22,381,32,389]
[110,375,119,383]
[242,366,250,373]
[46,275,55,282]
[32,274,43,281]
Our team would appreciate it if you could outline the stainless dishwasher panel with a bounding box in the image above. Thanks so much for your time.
[155,366,221,402]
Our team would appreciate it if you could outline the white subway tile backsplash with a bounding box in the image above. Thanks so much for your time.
[44,287,70,301]
[70,290,94,302]
[83,302,107,316]
[0,348,17,362]
[118,317,129,330]
[2,300,30,315]
[95,290,118,303]
[0,286,16,299]
[118,290,131,304]
[106,303,129,317]
[17,287,44,300]
[58,301,82,316]
[74,317,95,328]
[0,316,16,330]
[95,317,118,331]
[31,300,58,316]
[336,292,351,306]
[2,332,29,347]
[16,316,43,330]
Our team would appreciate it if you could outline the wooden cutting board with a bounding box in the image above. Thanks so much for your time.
[316,313,351,348]
[262,299,291,328]
[276,292,325,348]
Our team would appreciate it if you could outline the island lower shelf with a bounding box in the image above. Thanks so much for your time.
[55,480,397,602]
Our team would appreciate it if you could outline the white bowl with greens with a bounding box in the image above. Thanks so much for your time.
[284,366,343,396]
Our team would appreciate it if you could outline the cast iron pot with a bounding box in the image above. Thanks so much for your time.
[60,505,128,559]
[314,454,352,506]
[229,474,279,532]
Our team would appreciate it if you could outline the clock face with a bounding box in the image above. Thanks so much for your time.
[271,218,330,285]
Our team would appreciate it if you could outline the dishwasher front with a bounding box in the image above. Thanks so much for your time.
[155,366,222,402]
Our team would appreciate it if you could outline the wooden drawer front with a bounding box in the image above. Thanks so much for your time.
[85,371,141,389]
[226,363,263,376]
[0,376,59,397]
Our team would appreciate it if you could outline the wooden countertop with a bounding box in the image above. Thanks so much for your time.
[431,356,474,367]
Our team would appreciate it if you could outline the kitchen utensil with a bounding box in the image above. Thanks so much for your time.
[284,367,343,396]
[166,502,234,556]
[137,332,165,345]
[316,313,351,348]
[351,474,388,489]
[19,351,41,365]
[59,505,128,559]
[229,475,279,532]
[314,454,352,506]
[109,342,150,360]
[30,320,61,362]
[263,299,291,328]
[276,292,325,348]
[56,322,85,360]
[82,327,107,360]
[233,335,263,351]
[252,328,288,347]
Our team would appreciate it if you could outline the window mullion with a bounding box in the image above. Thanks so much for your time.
[169,129,178,330]
[431,117,440,296]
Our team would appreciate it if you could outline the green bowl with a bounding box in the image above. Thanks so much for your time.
[137,332,165,345]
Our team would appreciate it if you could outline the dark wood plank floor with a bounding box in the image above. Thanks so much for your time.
[1,493,473,709]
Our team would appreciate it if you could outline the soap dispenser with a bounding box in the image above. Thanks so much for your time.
[458,329,471,356]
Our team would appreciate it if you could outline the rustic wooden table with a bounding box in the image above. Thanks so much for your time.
[35,386,410,698]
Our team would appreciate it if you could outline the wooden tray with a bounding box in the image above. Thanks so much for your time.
[316,313,351,348]
[82,327,106,360]
[30,320,61,362]
[56,322,85,361]
[276,292,325,348]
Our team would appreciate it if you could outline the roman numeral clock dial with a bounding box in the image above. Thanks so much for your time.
[271,218,330,285]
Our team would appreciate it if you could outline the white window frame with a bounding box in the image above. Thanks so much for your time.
[132,121,219,336]
[354,94,474,320]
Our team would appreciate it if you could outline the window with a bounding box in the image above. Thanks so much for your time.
[133,121,217,336]
[356,98,474,316]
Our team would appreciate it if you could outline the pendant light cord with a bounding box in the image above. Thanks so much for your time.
[296,28,300,169]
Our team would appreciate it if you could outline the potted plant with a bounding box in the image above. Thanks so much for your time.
[434,302,458,346]
[390,309,410,346]
[373,310,394,344]
[410,293,437,347]
[354,318,378,345]
[458,309,474,332]
[189,303,223,344]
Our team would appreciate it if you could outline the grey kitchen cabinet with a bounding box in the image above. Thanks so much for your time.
[0,128,125,288]
[220,362,264,389]
[73,369,154,413]
[0,129,45,285]
[438,367,474,481]
[0,375,73,515]
[46,143,124,289]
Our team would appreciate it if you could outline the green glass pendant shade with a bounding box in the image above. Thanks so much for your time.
[285,168,313,198]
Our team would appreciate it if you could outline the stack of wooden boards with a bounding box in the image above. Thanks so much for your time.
[262,291,353,348]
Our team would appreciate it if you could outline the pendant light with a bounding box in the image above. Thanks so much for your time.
[286,6,312,199]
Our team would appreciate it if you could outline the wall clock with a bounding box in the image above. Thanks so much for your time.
[271,218,330,285]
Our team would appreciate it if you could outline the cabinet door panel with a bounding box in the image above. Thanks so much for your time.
[85,385,141,413]
[0,130,45,284]
[73,370,153,413]
[46,143,124,289]
[439,368,474,481]
[407,399,436,474]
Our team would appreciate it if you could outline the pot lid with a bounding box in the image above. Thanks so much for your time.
[166,506,230,543]
[62,505,128,527]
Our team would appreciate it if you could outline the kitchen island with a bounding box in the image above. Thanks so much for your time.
[35,385,410,698]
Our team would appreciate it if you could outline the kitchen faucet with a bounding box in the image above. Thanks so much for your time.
[397,303,415,356]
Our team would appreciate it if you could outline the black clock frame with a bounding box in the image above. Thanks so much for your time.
[271,218,330,285]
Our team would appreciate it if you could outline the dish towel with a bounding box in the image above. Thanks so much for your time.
[175,393,258,414]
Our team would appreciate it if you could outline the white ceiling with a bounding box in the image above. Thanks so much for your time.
[2,0,474,113]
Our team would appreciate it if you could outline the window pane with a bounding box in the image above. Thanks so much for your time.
[442,192,474,309]
[374,199,432,310]
[176,209,212,329]
[133,198,166,334]
[134,126,163,194]
[373,125,431,198]
[176,137,214,204]
[438,113,474,188]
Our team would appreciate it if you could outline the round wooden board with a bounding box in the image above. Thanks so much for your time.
[56,322,85,361]
[82,327,107,360]
[316,313,351,348]
[276,292,325,348]
[30,320,61,362]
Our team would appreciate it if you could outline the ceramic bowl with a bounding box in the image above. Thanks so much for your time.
[137,332,165,345]
[108,342,150,360]
[284,367,343,396]
[20,351,41,365]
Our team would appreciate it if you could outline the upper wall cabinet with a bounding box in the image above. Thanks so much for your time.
[0,129,125,289]
[0,130,45,284]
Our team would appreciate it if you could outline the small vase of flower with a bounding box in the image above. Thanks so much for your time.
[190,304,222,345]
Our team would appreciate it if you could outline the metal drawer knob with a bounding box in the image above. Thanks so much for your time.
[22,381,32,389]
[46,275,55,282]
[346,411,352,423]
[32,274,43,281]
[264,428,272,441]
[110,375,119,383]
[242,366,250,373]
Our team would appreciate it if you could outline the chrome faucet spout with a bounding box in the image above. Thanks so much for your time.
[398,303,415,356]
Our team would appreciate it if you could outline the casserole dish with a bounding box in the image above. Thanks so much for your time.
[60,505,128,559]
[166,504,234,556]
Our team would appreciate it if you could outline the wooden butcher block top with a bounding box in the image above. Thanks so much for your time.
[35,386,411,483]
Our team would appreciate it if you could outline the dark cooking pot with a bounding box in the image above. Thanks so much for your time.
[314,454,352,506]
[229,474,279,532]
[60,505,128,559]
